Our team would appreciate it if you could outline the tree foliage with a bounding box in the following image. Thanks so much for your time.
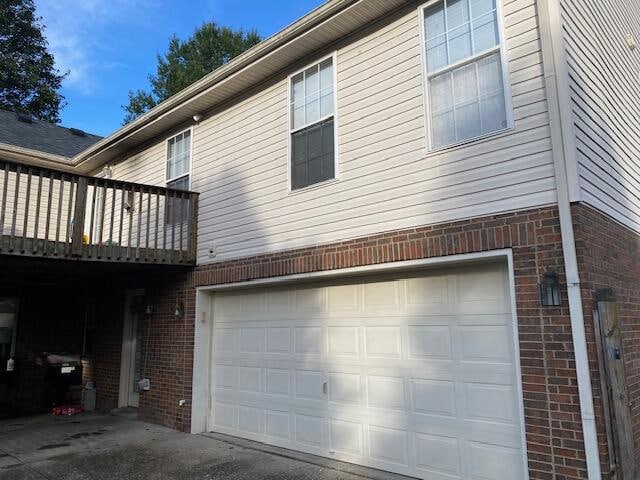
[123,22,261,124]
[0,0,67,123]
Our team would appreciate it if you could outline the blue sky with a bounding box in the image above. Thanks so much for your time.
[34,0,324,137]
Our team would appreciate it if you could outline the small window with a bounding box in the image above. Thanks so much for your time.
[166,130,191,225]
[290,57,336,190]
[423,0,510,149]
[166,130,191,186]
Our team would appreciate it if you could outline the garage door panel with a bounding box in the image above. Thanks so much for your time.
[414,432,462,478]
[410,378,456,418]
[266,408,292,441]
[238,366,262,393]
[238,404,263,434]
[454,268,510,315]
[294,326,323,354]
[209,265,526,480]
[408,325,453,360]
[458,325,513,364]
[328,284,361,310]
[212,400,236,429]
[366,374,407,411]
[295,413,326,449]
[266,327,292,354]
[327,326,360,356]
[463,382,518,425]
[369,424,410,467]
[468,441,523,479]
[295,287,327,312]
[328,372,363,406]
[364,326,403,358]
[329,418,364,456]
[364,280,401,308]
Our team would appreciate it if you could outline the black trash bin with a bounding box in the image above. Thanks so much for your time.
[44,354,83,407]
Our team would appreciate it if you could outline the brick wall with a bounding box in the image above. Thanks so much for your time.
[136,270,195,432]
[573,203,640,470]
[4,204,627,480]
[181,205,593,479]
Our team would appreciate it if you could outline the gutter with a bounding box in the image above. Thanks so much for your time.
[0,143,76,173]
[537,1,602,478]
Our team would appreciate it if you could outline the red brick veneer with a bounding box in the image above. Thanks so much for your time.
[573,203,640,473]
[175,205,592,479]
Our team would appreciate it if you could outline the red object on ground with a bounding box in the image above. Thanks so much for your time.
[52,405,83,416]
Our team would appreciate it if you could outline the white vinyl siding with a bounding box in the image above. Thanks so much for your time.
[422,0,511,149]
[560,0,640,232]
[105,0,555,265]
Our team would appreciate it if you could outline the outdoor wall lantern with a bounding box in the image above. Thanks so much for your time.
[539,269,562,307]
[174,302,185,319]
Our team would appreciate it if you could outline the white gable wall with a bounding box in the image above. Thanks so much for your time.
[560,0,640,231]
[103,0,557,265]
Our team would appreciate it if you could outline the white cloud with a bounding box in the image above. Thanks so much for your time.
[34,0,157,95]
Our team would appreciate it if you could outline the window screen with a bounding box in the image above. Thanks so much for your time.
[424,0,509,148]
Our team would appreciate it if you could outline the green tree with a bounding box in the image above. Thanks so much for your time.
[123,22,261,124]
[0,0,67,123]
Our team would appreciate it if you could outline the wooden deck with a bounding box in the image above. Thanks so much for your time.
[0,159,198,265]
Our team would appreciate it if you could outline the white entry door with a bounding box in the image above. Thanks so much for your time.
[119,290,144,408]
[208,264,526,479]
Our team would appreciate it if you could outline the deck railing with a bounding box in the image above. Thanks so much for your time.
[0,159,198,264]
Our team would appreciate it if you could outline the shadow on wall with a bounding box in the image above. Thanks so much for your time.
[136,166,272,432]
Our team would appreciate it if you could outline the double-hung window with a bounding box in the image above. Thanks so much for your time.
[290,56,336,190]
[423,0,511,149]
[166,129,191,224]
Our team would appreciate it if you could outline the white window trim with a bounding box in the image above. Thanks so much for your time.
[418,0,514,152]
[165,127,193,188]
[286,51,340,193]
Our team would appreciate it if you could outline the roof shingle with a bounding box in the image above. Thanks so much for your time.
[0,109,102,158]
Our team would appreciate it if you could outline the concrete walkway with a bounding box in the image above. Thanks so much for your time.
[0,413,406,480]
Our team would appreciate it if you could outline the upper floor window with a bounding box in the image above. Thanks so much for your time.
[166,129,191,224]
[290,56,336,190]
[422,0,511,149]
[166,129,191,190]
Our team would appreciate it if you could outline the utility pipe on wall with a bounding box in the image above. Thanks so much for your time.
[537,0,602,478]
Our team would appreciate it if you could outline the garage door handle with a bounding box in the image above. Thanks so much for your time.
[323,382,327,395]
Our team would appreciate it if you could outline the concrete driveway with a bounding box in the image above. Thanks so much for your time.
[0,413,408,480]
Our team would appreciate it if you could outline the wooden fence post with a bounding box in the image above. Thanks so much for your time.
[595,289,637,480]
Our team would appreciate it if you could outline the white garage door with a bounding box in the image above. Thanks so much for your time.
[208,263,526,479]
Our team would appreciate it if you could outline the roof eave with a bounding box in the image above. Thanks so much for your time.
[0,143,77,173]
[72,0,360,169]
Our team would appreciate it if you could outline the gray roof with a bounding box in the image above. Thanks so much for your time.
[0,109,102,157]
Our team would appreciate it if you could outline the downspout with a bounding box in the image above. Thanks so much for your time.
[537,1,602,479]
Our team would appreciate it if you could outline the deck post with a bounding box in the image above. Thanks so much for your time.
[71,177,88,257]
[187,192,199,262]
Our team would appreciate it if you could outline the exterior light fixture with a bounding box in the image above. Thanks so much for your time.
[174,302,185,319]
[539,269,562,307]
